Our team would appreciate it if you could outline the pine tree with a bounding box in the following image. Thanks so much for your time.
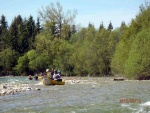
[0,15,8,49]
[35,17,41,34]
[88,22,94,28]
[0,15,8,30]
[9,15,24,54]
[120,21,126,28]
[71,24,76,34]
[107,21,113,31]
[26,15,36,49]
[99,22,104,31]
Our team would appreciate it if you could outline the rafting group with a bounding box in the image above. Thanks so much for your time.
[28,69,65,85]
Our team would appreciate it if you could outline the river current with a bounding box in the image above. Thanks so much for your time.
[0,76,150,113]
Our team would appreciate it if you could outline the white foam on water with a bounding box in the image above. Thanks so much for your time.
[136,101,150,113]
[35,82,43,85]
[127,106,137,111]
[121,104,138,112]
[71,111,76,113]
[140,101,150,106]
[121,103,130,107]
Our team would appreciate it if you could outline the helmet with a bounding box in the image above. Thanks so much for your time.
[46,69,49,72]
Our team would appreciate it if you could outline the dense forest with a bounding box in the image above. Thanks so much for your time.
[0,2,150,79]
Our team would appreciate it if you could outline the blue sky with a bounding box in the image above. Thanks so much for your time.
[0,0,145,28]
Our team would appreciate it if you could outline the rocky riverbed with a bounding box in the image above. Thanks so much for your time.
[0,76,128,96]
[0,83,41,96]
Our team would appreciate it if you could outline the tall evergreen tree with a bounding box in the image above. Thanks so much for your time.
[26,16,36,49]
[0,15,8,30]
[107,21,113,31]
[9,15,25,54]
[71,24,77,34]
[0,15,8,49]
[99,22,104,31]
[88,22,94,28]
[35,17,41,34]
[120,21,126,28]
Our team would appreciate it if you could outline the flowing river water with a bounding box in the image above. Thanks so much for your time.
[0,76,150,113]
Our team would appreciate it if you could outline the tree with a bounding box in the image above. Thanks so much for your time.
[99,22,104,31]
[9,15,23,53]
[111,1,150,79]
[124,29,150,79]
[110,27,131,75]
[107,21,113,31]
[0,15,8,49]
[71,24,77,34]
[38,2,77,39]
[26,15,36,49]
[0,15,8,30]
[88,22,94,28]
[0,48,19,75]
[120,21,126,28]
[14,54,29,75]
[35,17,41,34]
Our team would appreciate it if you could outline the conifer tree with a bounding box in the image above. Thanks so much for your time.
[35,17,41,34]
[26,15,36,49]
[99,22,104,31]
[0,15,8,49]
[107,21,113,31]
[71,24,77,34]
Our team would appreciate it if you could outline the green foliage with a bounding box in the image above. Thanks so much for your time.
[27,50,50,71]
[0,1,150,79]
[111,3,150,79]
[38,1,77,39]
[14,54,29,74]
[69,27,111,75]
[0,48,19,72]
[124,29,150,78]
[111,27,131,75]
[0,15,8,49]
[35,17,41,34]
[99,22,104,31]
[107,21,113,31]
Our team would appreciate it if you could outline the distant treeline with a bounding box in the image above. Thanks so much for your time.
[0,2,150,79]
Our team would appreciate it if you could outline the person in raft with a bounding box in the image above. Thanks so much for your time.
[50,68,54,79]
[57,69,61,77]
[46,69,51,78]
[28,75,33,80]
[34,74,38,80]
[43,72,47,79]
[53,70,62,81]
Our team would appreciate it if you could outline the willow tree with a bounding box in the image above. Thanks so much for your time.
[124,29,150,79]
[38,2,77,39]
[111,1,150,78]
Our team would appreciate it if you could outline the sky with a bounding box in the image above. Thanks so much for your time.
[0,0,145,29]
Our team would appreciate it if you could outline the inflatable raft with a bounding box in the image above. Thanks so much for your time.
[42,78,65,85]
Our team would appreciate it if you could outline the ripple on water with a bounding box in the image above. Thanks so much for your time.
[0,76,149,113]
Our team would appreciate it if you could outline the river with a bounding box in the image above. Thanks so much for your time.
[0,76,150,113]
